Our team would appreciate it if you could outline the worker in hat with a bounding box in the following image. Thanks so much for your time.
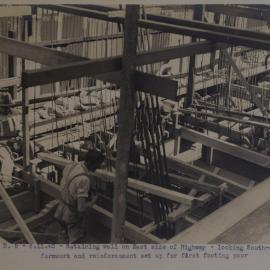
[54,149,105,243]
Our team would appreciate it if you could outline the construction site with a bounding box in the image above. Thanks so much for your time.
[0,4,270,244]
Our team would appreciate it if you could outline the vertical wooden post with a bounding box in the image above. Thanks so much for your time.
[35,8,42,98]
[209,12,220,71]
[225,16,236,108]
[185,5,204,108]
[81,17,88,88]
[56,12,63,94]
[173,113,181,156]
[111,5,139,243]
[8,31,15,98]
[22,85,30,171]
[21,18,30,172]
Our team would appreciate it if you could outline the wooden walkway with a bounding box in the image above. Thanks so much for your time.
[167,176,270,243]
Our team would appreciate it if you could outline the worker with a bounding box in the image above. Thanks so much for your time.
[0,143,14,188]
[160,101,176,139]
[54,149,105,243]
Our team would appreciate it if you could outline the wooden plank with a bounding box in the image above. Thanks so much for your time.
[209,12,221,70]
[38,4,123,24]
[22,86,30,170]
[139,19,270,51]
[67,4,119,12]
[23,67,177,100]
[0,183,36,244]
[0,36,81,66]
[0,6,32,17]
[127,177,195,206]
[110,5,138,243]
[38,152,199,205]
[168,171,220,194]
[205,5,268,21]
[0,35,219,74]
[167,154,248,193]
[137,40,220,66]
[0,77,20,89]
[41,4,270,49]
[147,9,270,39]
[182,115,243,143]
[134,71,177,100]
[37,152,197,206]
[22,57,121,87]
[167,176,270,244]
[193,103,268,124]
[8,200,58,231]
[39,149,221,195]
[21,172,162,243]
[92,205,163,244]
[178,108,270,129]
[134,139,246,193]
[0,191,33,224]
[185,5,204,107]
[168,167,221,223]
[178,127,270,169]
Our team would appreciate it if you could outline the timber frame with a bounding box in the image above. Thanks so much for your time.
[1,4,270,243]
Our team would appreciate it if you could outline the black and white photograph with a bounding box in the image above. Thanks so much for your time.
[0,3,270,265]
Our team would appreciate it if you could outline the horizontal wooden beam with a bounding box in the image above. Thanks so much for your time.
[130,162,221,194]
[134,138,247,194]
[21,171,162,243]
[178,108,270,129]
[66,4,119,12]
[36,5,270,50]
[177,127,270,169]
[167,155,248,194]
[37,4,123,23]
[205,5,269,21]
[62,144,221,194]
[139,20,270,51]
[137,40,221,65]
[146,12,270,42]
[167,176,270,243]
[192,104,268,124]
[243,4,270,11]
[0,77,20,88]
[37,152,197,206]
[181,115,243,143]
[37,30,161,48]
[91,204,163,243]
[0,6,32,17]
[0,36,81,66]
[21,57,121,87]
[0,29,218,67]
[37,33,125,48]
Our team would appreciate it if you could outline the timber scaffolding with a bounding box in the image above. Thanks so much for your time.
[1,4,270,244]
